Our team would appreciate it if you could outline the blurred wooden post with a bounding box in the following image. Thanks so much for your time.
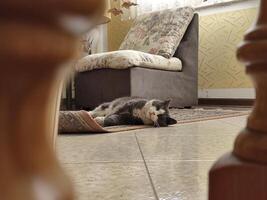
[209,1,267,199]
[0,0,104,200]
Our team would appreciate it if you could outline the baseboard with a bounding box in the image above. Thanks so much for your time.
[198,88,255,99]
[198,98,254,106]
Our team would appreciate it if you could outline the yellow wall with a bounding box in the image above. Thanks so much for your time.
[108,0,133,51]
[108,7,257,89]
[199,8,256,89]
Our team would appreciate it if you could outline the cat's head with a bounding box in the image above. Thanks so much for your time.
[151,99,177,127]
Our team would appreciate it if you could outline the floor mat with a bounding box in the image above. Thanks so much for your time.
[59,108,250,134]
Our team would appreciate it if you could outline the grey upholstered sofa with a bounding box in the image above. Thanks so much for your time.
[75,14,199,109]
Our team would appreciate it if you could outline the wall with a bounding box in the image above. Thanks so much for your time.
[107,2,258,98]
[108,1,133,51]
[199,8,256,89]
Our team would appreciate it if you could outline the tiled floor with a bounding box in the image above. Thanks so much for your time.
[56,115,248,200]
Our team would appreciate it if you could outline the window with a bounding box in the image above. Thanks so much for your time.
[120,0,246,20]
[136,0,244,13]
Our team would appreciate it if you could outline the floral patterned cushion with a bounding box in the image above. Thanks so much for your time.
[75,50,182,72]
[119,7,194,58]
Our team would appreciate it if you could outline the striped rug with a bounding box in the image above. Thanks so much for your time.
[58,108,250,134]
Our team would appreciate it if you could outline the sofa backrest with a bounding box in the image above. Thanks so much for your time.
[119,7,195,59]
[174,14,199,76]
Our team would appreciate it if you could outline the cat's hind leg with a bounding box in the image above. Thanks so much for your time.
[89,103,110,118]
[94,116,105,127]
[103,114,122,127]
[104,113,143,127]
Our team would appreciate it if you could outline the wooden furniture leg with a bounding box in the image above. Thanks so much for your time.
[0,0,104,200]
[209,1,267,199]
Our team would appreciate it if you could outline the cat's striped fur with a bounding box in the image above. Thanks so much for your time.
[89,97,177,127]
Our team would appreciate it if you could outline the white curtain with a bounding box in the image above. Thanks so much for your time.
[137,0,202,14]
[121,0,241,20]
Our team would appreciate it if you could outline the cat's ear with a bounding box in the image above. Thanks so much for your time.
[167,117,177,125]
[163,99,171,107]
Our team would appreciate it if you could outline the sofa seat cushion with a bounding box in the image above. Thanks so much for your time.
[75,50,182,72]
[119,7,194,58]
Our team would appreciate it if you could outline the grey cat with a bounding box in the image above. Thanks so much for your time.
[89,97,177,127]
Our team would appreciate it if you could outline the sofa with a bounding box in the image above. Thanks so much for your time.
[75,13,199,109]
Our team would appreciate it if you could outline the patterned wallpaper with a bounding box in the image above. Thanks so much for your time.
[108,0,133,51]
[108,7,257,89]
[199,8,256,89]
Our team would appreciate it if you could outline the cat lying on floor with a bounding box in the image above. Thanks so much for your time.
[89,97,177,127]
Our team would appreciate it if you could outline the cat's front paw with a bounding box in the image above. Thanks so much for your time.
[89,111,97,118]
[154,121,160,128]
[94,117,105,126]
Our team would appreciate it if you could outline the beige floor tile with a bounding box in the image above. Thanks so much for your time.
[64,163,156,200]
[136,126,237,161]
[219,116,248,128]
[57,116,245,199]
[147,161,213,200]
[56,133,142,163]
